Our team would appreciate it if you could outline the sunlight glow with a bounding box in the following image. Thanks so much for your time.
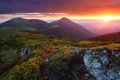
[101,16,113,22]
[1,13,120,22]
[68,15,120,21]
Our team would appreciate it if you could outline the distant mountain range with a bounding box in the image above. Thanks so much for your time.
[75,20,120,34]
[0,17,96,39]
[88,32,120,42]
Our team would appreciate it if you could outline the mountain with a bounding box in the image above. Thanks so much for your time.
[0,17,47,32]
[46,17,96,39]
[75,20,120,35]
[88,32,120,42]
[0,17,96,39]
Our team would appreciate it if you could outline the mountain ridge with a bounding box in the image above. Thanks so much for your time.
[87,32,120,42]
[0,17,97,39]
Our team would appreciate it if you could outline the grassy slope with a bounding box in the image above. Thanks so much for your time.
[0,32,120,80]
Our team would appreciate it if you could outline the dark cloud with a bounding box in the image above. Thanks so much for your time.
[0,0,120,15]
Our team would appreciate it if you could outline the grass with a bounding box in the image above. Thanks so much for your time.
[0,27,18,38]
[0,32,120,80]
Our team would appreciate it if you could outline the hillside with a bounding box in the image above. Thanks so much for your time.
[0,32,120,80]
[46,17,96,39]
[1,18,120,80]
[0,17,97,39]
[88,32,120,42]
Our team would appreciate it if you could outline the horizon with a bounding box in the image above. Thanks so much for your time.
[0,0,120,35]
[1,17,120,35]
[1,16,120,22]
[1,15,120,22]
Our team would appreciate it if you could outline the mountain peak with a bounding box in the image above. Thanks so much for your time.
[60,17,70,20]
[8,17,27,22]
[57,17,72,23]
[11,17,25,20]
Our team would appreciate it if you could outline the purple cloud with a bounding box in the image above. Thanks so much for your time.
[0,0,120,15]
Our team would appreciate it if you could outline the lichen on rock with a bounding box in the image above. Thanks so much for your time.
[84,49,120,80]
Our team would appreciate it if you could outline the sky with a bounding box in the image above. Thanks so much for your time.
[0,0,120,21]
[75,20,120,34]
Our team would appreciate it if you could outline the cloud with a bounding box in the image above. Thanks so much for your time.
[0,12,67,21]
[0,0,120,16]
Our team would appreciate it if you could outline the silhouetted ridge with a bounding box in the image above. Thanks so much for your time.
[0,17,97,39]
[58,17,72,22]
[88,32,120,41]
[9,17,27,22]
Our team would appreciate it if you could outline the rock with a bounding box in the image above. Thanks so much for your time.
[115,54,120,57]
[85,49,92,54]
[44,76,48,79]
[72,48,82,54]
[21,46,31,57]
[85,74,90,77]
[69,54,96,80]
[45,58,49,62]
[99,55,109,66]
[102,50,107,54]
[84,49,120,80]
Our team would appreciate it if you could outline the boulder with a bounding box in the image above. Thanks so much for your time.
[84,49,120,80]
[72,48,82,54]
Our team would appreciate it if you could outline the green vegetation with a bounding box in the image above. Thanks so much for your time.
[0,32,120,80]
[50,50,73,78]
[0,27,18,38]
[2,51,43,80]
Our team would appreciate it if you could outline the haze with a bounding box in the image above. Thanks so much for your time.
[74,20,120,34]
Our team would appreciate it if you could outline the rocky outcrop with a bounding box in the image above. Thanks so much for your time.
[41,48,120,80]
[41,49,96,80]
[69,54,96,80]
[84,49,120,80]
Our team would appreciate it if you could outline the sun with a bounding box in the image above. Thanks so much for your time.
[101,16,112,22]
